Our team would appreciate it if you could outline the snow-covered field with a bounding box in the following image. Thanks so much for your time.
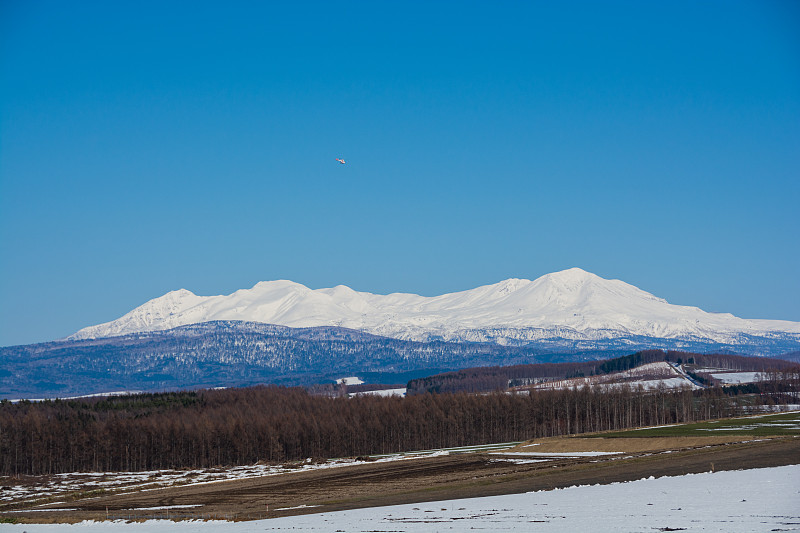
[334,376,363,385]
[525,361,700,391]
[709,371,764,384]
[5,465,798,532]
[348,387,406,398]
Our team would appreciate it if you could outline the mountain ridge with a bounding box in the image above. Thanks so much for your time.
[69,268,800,347]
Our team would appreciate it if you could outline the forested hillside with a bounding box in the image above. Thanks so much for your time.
[0,322,608,398]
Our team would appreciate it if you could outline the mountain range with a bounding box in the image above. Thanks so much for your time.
[72,268,800,349]
[3,268,799,398]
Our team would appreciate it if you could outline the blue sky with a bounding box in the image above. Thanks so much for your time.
[1,1,798,346]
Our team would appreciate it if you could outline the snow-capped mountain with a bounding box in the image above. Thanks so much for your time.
[70,268,800,348]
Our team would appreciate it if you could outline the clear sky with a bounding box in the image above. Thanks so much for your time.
[1,1,799,346]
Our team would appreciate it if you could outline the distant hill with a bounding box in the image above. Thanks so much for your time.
[780,351,800,363]
[1,321,614,398]
[407,350,800,395]
[5,319,799,399]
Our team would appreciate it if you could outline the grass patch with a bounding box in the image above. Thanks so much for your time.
[599,412,800,438]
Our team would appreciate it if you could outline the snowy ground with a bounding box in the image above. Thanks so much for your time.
[4,465,798,532]
[334,377,363,385]
[348,387,406,398]
[709,371,764,384]
[527,361,700,391]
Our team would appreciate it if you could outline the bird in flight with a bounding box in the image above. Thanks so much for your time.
[335,158,346,164]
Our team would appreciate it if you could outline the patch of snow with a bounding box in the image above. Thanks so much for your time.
[9,508,78,513]
[10,391,144,403]
[491,451,621,457]
[273,504,321,511]
[348,388,406,398]
[631,423,682,430]
[335,376,363,385]
[603,377,699,390]
[709,372,764,384]
[491,458,548,464]
[126,505,202,511]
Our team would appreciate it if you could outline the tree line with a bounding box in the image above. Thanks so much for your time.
[0,384,755,476]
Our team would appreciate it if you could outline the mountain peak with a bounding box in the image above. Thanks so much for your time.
[540,267,599,283]
[165,288,197,298]
[251,280,308,290]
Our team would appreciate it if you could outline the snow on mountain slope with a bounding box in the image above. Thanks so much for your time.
[70,268,800,344]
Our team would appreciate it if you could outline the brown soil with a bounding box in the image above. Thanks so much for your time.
[7,436,799,524]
